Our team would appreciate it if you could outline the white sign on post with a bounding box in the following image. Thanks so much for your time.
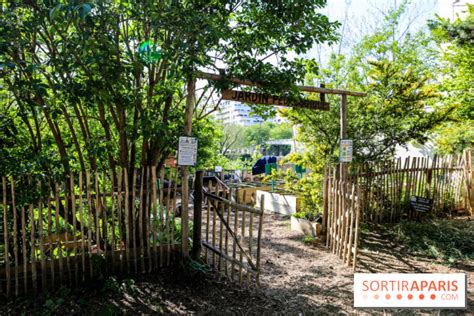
[215,166,223,172]
[178,136,198,166]
[340,139,353,162]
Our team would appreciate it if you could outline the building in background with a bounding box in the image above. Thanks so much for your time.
[214,100,286,126]
[437,0,470,19]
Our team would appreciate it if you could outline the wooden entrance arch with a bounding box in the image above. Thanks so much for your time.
[181,71,366,263]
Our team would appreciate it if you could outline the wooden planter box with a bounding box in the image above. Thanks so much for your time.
[290,216,322,237]
[256,190,300,215]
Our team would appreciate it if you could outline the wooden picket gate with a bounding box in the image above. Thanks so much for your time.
[0,166,181,297]
[323,177,361,270]
[201,180,264,287]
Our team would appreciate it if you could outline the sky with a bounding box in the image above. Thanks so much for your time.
[307,0,442,64]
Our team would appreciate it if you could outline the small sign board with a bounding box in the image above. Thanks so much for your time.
[340,139,353,162]
[215,166,223,172]
[178,136,198,166]
[222,89,329,111]
[410,196,432,213]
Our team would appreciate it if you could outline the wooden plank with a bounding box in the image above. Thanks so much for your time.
[151,167,158,269]
[226,190,232,277]
[54,182,64,283]
[37,180,47,292]
[218,192,225,273]
[192,171,203,261]
[64,178,71,285]
[353,185,361,271]
[165,168,173,266]
[221,89,329,110]
[347,184,356,266]
[239,191,246,285]
[107,170,116,274]
[138,168,145,272]
[124,168,131,272]
[21,204,28,292]
[197,71,367,97]
[10,178,19,295]
[131,168,138,273]
[201,241,255,274]
[85,171,93,277]
[159,168,165,268]
[203,192,263,215]
[115,169,124,273]
[205,181,212,264]
[256,194,264,287]
[29,177,37,293]
[170,169,179,258]
[3,177,11,296]
[144,167,152,272]
[78,172,86,281]
[101,171,108,275]
[69,175,78,285]
[211,192,217,268]
[246,189,254,286]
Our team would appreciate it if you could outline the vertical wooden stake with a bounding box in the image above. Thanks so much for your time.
[192,171,203,260]
[340,93,348,180]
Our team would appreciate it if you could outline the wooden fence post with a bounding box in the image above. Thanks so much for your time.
[340,93,348,180]
[192,171,203,260]
[181,77,196,259]
[463,150,473,215]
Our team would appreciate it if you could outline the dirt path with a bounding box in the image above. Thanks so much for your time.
[1,213,472,314]
[258,213,473,314]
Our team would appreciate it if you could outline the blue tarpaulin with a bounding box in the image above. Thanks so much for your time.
[252,156,277,175]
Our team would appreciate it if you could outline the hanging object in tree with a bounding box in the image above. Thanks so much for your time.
[138,41,162,64]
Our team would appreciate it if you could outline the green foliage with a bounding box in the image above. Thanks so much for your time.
[43,286,71,315]
[102,276,138,295]
[0,0,339,177]
[302,235,316,245]
[244,122,274,147]
[429,5,474,154]
[269,123,293,140]
[382,219,474,265]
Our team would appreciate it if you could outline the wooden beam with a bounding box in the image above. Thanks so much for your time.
[197,71,367,97]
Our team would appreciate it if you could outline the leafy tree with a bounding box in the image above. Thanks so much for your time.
[284,4,449,165]
[243,122,274,147]
[269,122,293,140]
[0,1,339,242]
[429,5,474,154]
[0,0,339,178]
[219,123,245,156]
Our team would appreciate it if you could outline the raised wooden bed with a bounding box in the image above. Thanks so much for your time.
[290,216,322,237]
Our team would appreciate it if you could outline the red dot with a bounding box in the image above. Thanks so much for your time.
[397,294,402,300]
[408,294,413,300]
[430,294,436,300]
[419,294,425,300]
[374,294,379,300]
[385,294,391,300]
